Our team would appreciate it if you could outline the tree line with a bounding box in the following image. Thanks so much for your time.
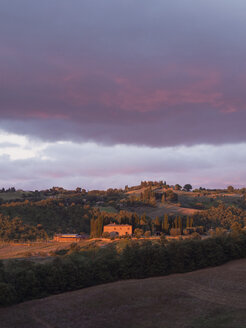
[0,199,92,238]
[0,231,246,306]
[0,214,47,241]
[194,204,246,230]
[0,198,245,241]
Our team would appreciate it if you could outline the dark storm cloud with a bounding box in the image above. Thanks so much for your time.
[1,0,246,146]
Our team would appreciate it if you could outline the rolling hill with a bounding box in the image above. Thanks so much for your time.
[1,259,246,328]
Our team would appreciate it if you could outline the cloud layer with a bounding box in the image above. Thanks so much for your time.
[1,0,246,146]
[1,1,246,189]
[0,132,245,190]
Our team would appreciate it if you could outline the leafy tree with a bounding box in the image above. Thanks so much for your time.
[144,231,151,238]
[102,231,110,238]
[194,204,245,230]
[165,190,178,202]
[134,228,144,238]
[227,185,234,193]
[0,214,47,241]
[190,232,201,240]
[183,184,192,192]
[174,184,182,191]
[159,233,168,245]
[230,222,242,234]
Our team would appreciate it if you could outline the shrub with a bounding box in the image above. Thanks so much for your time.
[134,228,144,238]
[144,231,151,238]
[0,283,17,306]
[102,232,110,238]
[54,249,68,256]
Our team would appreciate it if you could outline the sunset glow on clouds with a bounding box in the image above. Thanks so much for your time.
[0,0,246,189]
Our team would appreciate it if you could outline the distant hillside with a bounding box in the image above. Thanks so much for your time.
[1,259,246,328]
[0,181,245,241]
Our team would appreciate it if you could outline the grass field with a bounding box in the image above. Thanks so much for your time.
[0,241,69,260]
[176,191,244,209]
[96,206,118,213]
[126,187,244,212]
[0,239,114,260]
[1,259,245,328]
[0,191,33,201]
[125,202,199,218]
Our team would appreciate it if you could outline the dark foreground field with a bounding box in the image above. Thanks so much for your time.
[1,259,246,328]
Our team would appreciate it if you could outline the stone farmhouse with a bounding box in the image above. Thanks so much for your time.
[103,223,132,236]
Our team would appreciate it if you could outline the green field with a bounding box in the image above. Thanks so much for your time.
[0,191,33,202]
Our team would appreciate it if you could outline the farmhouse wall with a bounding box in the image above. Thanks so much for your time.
[103,224,132,236]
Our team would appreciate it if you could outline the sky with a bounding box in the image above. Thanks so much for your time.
[0,0,246,190]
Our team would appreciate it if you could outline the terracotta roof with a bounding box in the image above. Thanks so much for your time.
[104,224,131,227]
[55,234,81,237]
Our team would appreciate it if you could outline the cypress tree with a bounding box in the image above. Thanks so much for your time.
[90,218,95,238]
[97,216,103,237]
[174,216,178,229]
[162,214,169,233]
[178,216,182,231]
[154,216,160,229]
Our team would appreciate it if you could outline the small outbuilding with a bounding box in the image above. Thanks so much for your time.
[54,234,86,242]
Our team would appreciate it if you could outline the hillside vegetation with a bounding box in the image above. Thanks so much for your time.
[0,182,245,241]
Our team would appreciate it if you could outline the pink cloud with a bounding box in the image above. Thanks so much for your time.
[1,0,246,146]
